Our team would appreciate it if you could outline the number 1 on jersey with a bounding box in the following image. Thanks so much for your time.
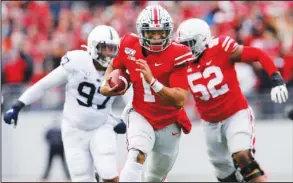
[140,73,155,102]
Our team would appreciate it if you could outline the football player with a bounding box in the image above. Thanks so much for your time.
[3,25,125,182]
[176,18,289,182]
[100,5,193,182]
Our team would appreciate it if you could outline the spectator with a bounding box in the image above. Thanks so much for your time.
[41,118,70,181]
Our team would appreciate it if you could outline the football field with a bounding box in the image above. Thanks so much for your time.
[2,111,292,182]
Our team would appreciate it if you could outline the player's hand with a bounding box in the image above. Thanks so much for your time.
[270,72,288,103]
[100,77,127,96]
[3,105,22,128]
[135,59,153,84]
[113,120,127,134]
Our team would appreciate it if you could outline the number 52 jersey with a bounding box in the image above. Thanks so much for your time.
[183,36,249,122]
[61,50,116,130]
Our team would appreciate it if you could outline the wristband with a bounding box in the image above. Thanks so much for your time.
[12,100,25,112]
[150,78,156,87]
[151,79,164,93]
[101,80,106,88]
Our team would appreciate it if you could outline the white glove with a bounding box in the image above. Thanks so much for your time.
[271,84,288,103]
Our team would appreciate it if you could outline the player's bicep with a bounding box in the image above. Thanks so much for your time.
[230,45,243,63]
[111,56,125,69]
[218,36,242,64]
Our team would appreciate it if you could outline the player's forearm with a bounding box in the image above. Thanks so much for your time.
[150,78,187,109]
[104,63,115,80]
[18,66,68,106]
[100,63,115,95]
[240,46,278,77]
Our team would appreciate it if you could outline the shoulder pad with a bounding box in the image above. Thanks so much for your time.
[61,50,91,73]
[173,43,194,66]
[119,33,139,48]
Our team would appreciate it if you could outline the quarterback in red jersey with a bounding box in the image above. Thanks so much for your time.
[176,18,288,182]
[100,5,193,182]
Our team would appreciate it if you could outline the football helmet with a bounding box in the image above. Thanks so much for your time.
[136,5,174,52]
[176,18,212,59]
[84,25,120,68]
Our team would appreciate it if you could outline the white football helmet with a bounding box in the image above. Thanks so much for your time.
[176,18,212,59]
[84,25,120,68]
[136,5,174,52]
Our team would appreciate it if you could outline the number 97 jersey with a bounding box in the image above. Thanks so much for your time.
[112,33,193,132]
[185,36,249,122]
[61,50,115,130]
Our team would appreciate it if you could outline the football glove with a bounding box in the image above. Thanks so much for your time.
[270,72,288,103]
[113,120,127,134]
[110,113,127,134]
[3,100,25,127]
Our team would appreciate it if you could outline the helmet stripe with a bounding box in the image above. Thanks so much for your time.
[107,26,113,40]
[153,6,159,24]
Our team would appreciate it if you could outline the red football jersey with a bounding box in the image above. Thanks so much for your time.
[185,36,249,122]
[112,33,193,132]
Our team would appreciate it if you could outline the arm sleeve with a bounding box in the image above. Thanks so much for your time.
[240,46,278,77]
[169,65,189,90]
[112,35,127,69]
[18,66,68,105]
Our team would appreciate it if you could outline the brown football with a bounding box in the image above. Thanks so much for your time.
[108,69,130,92]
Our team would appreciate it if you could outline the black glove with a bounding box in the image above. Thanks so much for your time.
[270,72,288,104]
[113,119,126,134]
[270,72,285,87]
[288,108,293,121]
[3,100,25,127]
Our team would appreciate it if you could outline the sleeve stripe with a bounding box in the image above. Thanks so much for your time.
[222,36,231,48]
[175,57,194,66]
[174,52,192,61]
[225,39,234,51]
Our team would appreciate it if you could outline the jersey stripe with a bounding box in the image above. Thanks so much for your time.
[224,39,233,51]
[222,36,231,49]
[175,57,194,66]
[175,52,192,61]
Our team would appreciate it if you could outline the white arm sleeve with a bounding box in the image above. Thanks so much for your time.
[19,66,69,105]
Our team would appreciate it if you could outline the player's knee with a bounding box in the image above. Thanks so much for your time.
[128,149,146,164]
[232,149,264,182]
[96,153,118,180]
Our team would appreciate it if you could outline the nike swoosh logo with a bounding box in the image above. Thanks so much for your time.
[155,63,163,67]
[172,132,180,136]
[206,60,212,65]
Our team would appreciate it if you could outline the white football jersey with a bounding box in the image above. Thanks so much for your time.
[61,50,116,130]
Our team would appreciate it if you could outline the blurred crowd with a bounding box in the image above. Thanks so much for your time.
[2,1,293,97]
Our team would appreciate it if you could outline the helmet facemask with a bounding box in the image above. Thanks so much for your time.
[179,34,208,59]
[90,40,118,68]
[138,23,172,52]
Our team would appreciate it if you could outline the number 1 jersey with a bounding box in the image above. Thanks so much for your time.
[112,33,193,132]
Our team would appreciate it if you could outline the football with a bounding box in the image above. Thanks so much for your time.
[108,69,130,92]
